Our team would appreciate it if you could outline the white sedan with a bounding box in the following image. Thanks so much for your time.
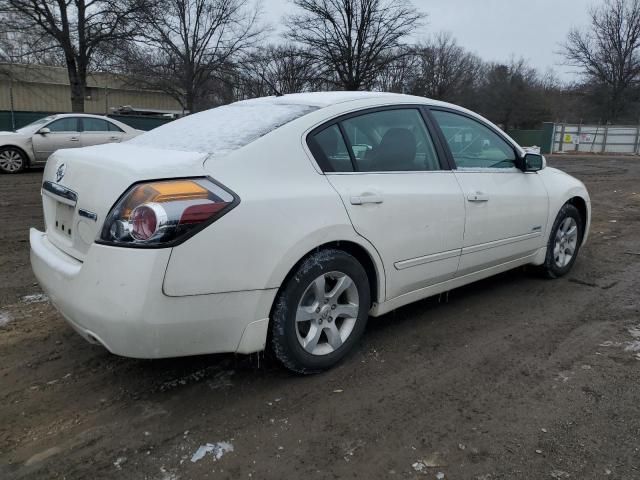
[0,114,141,173]
[30,92,591,373]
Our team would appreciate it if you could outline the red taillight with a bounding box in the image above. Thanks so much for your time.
[179,202,227,225]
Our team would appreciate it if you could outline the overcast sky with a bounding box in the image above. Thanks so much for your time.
[261,0,597,82]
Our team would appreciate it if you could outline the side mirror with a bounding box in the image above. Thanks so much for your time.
[38,127,51,135]
[522,152,545,172]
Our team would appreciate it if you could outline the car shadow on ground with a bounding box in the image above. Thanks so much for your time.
[100,265,539,387]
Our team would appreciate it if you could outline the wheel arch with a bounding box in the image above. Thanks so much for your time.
[270,239,385,315]
[566,195,588,244]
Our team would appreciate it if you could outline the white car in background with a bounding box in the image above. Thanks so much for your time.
[29,92,591,373]
[0,113,141,173]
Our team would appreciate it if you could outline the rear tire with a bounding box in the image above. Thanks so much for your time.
[270,249,371,374]
[540,203,583,278]
[0,147,27,174]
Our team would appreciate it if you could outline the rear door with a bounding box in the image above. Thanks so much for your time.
[32,117,81,161]
[80,117,124,147]
[429,108,549,276]
[308,106,466,301]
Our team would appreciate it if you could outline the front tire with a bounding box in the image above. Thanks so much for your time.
[0,147,27,174]
[270,249,371,374]
[540,203,583,278]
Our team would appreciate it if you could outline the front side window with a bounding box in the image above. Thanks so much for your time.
[341,109,441,172]
[431,110,516,169]
[47,118,80,133]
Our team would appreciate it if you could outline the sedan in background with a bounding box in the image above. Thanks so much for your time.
[30,92,591,374]
[0,114,141,173]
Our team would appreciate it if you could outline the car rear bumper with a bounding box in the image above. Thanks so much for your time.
[30,228,276,358]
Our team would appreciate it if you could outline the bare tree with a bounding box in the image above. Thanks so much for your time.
[238,44,322,97]
[475,58,549,130]
[372,46,418,93]
[285,0,424,91]
[408,33,481,102]
[0,12,64,66]
[1,0,144,112]
[564,0,640,120]
[124,0,263,112]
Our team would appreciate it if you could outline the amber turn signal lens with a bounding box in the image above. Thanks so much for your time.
[123,180,209,218]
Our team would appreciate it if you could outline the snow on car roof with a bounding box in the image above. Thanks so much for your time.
[129,101,318,156]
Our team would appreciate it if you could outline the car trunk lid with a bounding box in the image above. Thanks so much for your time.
[41,143,208,261]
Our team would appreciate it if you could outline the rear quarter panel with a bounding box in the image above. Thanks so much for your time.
[162,118,386,299]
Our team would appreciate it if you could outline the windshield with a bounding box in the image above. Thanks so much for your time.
[15,116,56,134]
[130,102,318,156]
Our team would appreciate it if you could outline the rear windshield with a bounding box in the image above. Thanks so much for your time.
[129,102,318,156]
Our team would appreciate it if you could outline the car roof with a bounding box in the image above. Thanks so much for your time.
[234,91,430,108]
[232,91,482,118]
[54,113,118,119]
[47,113,132,129]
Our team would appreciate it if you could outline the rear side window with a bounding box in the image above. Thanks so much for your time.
[309,108,442,173]
[309,125,353,172]
[82,118,111,132]
[341,109,440,172]
[108,121,124,132]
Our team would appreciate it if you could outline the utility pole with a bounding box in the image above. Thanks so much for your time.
[9,77,15,131]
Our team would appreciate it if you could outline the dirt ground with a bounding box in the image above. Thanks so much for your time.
[1,156,639,480]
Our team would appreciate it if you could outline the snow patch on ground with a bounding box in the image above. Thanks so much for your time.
[628,325,640,339]
[190,442,234,463]
[21,293,49,304]
[599,325,640,359]
[624,340,640,352]
[0,311,12,327]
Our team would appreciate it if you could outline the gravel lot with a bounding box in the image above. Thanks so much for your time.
[1,156,639,479]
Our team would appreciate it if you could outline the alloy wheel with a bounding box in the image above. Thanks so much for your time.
[0,149,24,173]
[553,217,578,268]
[295,271,360,356]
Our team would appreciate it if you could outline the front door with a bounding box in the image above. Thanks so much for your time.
[32,117,82,161]
[308,107,466,300]
[430,109,549,276]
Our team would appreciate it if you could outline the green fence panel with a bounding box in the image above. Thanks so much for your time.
[506,129,544,148]
[107,114,173,131]
[541,122,555,154]
[0,111,54,131]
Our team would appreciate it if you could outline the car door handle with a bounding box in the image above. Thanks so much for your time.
[70,137,79,142]
[109,136,119,140]
[467,192,489,202]
[350,193,383,205]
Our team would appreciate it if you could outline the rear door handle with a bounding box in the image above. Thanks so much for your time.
[70,137,79,142]
[350,193,383,205]
[467,192,489,202]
